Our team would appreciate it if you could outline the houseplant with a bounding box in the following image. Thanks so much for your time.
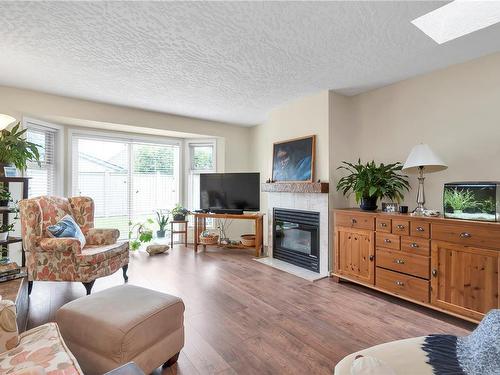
[336,159,410,210]
[155,210,169,238]
[0,223,14,241]
[0,187,12,207]
[129,218,154,251]
[0,122,40,175]
[172,204,189,221]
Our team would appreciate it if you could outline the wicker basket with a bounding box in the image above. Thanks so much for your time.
[240,234,256,247]
[199,234,219,245]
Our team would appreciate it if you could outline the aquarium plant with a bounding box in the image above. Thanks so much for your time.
[444,188,478,213]
[336,160,410,210]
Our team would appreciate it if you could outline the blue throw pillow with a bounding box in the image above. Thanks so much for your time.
[47,214,86,248]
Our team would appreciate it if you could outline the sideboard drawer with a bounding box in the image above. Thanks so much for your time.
[376,218,392,233]
[392,219,410,236]
[432,222,500,249]
[401,237,430,256]
[376,248,430,279]
[410,221,430,239]
[336,213,374,230]
[376,268,429,303]
[376,233,400,250]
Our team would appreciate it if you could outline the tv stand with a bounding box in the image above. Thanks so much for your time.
[193,212,265,257]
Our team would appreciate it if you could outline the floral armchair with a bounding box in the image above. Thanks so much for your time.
[19,196,129,295]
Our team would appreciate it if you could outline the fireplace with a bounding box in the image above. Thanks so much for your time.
[273,208,320,273]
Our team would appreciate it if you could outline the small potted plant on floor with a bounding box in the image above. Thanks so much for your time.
[129,219,154,251]
[155,210,169,238]
[172,204,189,221]
[0,223,14,241]
[0,187,12,207]
[0,123,40,176]
[336,159,410,211]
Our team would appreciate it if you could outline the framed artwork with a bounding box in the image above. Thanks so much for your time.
[272,135,315,182]
[3,167,17,177]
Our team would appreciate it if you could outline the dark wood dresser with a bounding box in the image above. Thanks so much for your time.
[333,209,500,323]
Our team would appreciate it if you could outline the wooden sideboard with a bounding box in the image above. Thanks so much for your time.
[333,208,500,323]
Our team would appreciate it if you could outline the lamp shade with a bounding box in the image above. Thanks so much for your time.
[402,143,447,174]
[0,114,16,130]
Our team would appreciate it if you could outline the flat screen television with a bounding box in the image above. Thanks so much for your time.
[200,173,260,213]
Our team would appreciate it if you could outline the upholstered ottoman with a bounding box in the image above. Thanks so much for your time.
[55,285,185,375]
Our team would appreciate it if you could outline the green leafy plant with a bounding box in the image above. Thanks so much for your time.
[479,197,496,214]
[172,204,189,219]
[0,123,41,170]
[0,223,14,233]
[0,187,11,202]
[128,218,154,251]
[155,210,170,232]
[444,189,478,212]
[336,160,410,203]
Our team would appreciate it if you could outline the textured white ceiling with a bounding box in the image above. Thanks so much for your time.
[1,1,500,126]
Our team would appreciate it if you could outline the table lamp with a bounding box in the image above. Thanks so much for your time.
[0,114,16,130]
[402,144,447,215]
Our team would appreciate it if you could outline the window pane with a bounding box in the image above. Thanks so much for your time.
[26,126,56,197]
[73,138,130,238]
[191,145,214,171]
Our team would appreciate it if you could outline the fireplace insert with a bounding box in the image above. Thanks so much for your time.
[273,208,320,272]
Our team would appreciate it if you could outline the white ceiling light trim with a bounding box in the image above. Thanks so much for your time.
[412,0,500,44]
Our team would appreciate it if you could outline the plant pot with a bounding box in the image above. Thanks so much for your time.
[156,230,166,238]
[0,200,8,207]
[173,214,186,221]
[453,210,463,214]
[360,197,378,211]
[0,232,8,241]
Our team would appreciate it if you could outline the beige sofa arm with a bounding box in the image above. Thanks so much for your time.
[0,299,19,353]
[39,238,82,254]
[85,228,120,246]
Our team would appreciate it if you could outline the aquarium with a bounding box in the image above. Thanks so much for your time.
[443,182,500,222]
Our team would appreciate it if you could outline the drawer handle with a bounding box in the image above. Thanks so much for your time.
[460,232,471,238]
[395,281,405,286]
[369,255,375,261]
[394,259,405,265]
[381,222,387,227]
[351,218,357,224]
[432,269,438,277]
[410,242,419,248]
[397,224,405,230]
[384,238,391,243]
[416,226,425,232]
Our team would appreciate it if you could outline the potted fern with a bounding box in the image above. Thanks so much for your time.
[444,189,477,214]
[336,160,410,211]
[0,123,40,175]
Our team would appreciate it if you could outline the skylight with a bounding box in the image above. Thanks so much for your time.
[412,0,500,44]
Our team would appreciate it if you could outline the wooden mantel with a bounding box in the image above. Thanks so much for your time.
[261,182,329,194]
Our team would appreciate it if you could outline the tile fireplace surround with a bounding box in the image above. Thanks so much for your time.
[265,191,329,278]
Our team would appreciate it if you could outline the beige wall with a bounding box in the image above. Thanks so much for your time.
[251,90,330,209]
[0,85,253,175]
[331,51,500,211]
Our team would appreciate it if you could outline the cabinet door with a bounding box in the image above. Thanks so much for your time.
[431,240,499,321]
[336,228,375,285]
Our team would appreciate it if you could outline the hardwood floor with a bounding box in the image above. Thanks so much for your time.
[28,246,474,375]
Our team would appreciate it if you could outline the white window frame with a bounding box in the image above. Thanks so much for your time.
[67,128,183,200]
[22,117,64,196]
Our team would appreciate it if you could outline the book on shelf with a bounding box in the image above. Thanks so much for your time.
[0,270,26,283]
[0,262,21,277]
